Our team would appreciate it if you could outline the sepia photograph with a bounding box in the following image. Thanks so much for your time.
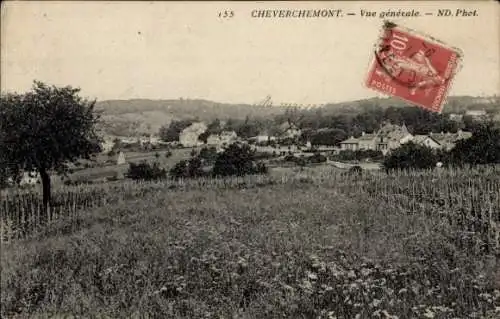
[1,1,499,318]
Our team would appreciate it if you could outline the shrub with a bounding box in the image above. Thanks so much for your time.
[254,151,274,160]
[284,154,298,162]
[308,152,327,164]
[448,125,500,167]
[169,157,205,179]
[199,146,218,164]
[255,162,269,174]
[283,154,307,166]
[383,142,437,171]
[212,143,268,177]
[126,161,167,181]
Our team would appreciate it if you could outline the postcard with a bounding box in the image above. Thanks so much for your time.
[1,1,499,318]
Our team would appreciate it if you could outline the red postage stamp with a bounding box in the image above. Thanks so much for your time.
[365,21,463,113]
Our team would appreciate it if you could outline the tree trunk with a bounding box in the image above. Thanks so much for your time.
[39,168,51,221]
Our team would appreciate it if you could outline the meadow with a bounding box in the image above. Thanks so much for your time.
[1,165,499,318]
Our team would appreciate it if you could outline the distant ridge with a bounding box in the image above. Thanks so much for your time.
[96,95,500,136]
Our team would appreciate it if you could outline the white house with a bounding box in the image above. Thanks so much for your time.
[179,122,208,147]
[430,129,473,151]
[250,135,276,144]
[206,131,237,145]
[340,123,413,155]
[120,137,138,144]
[139,135,161,146]
[100,138,115,153]
[465,110,487,121]
[279,122,302,140]
[411,135,441,149]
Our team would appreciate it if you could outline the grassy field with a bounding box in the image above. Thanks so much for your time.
[1,166,499,318]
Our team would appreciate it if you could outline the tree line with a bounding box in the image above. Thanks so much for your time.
[158,104,486,146]
[383,124,500,171]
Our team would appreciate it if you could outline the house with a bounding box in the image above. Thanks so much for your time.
[411,135,442,149]
[340,136,361,151]
[448,113,463,122]
[465,110,487,121]
[149,136,160,145]
[430,129,473,151]
[120,137,138,144]
[374,123,413,154]
[179,122,208,147]
[100,138,115,153]
[358,132,378,150]
[493,113,500,123]
[279,122,302,140]
[139,135,161,147]
[340,123,413,155]
[249,135,276,144]
[206,131,237,145]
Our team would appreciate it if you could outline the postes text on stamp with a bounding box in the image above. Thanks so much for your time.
[365,21,463,113]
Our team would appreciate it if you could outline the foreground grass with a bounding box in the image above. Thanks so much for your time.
[1,168,499,318]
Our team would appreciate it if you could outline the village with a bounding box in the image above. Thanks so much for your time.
[13,116,476,187]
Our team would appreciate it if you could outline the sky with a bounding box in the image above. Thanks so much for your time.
[1,1,499,105]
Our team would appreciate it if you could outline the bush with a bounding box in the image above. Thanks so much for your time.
[283,154,307,166]
[284,154,298,162]
[126,161,167,181]
[308,152,327,164]
[254,151,274,160]
[383,142,437,171]
[448,125,500,167]
[198,146,218,164]
[169,157,205,179]
[212,143,268,177]
[255,162,269,174]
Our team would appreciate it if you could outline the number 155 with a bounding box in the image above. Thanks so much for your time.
[218,10,234,18]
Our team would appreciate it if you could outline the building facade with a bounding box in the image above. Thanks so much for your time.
[340,123,413,155]
[179,122,208,147]
[340,124,473,154]
[206,131,237,146]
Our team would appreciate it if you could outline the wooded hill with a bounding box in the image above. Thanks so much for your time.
[96,96,500,136]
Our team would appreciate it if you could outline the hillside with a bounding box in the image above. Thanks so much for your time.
[2,168,499,318]
[96,96,500,136]
[96,99,290,136]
